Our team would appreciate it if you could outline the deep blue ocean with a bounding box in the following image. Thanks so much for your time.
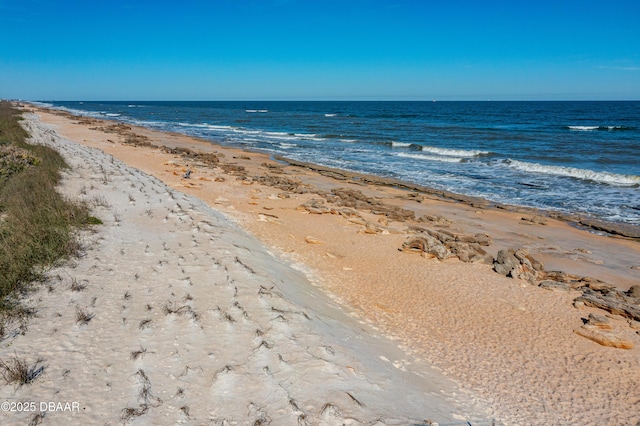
[41,101,640,226]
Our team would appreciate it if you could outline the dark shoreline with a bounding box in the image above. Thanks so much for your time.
[25,102,640,241]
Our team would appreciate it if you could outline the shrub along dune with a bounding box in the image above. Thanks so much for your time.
[0,101,96,315]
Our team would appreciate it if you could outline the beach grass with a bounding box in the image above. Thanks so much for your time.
[0,101,96,314]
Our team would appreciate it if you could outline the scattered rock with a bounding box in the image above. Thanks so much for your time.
[416,215,452,226]
[400,228,492,264]
[574,248,592,254]
[493,248,544,284]
[401,234,449,259]
[587,281,617,292]
[574,291,640,322]
[457,232,492,246]
[521,215,548,225]
[337,207,361,219]
[627,285,640,299]
[257,214,280,223]
[305,236,324,245]
[538,280,570,292]
[297,198,332,214]
[405,192,425,202]
[543,271,592,289]
[576,217,640,239]
[328,188,415,221]
[253,174,302,192]
[574,325,634,349]
[220,163,247,176]
[317,170,348,180]
[586,313,612,330]
[449,242,493,264]
[261,162,285,171]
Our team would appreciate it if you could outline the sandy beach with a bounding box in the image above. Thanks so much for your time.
[2,106,639,425]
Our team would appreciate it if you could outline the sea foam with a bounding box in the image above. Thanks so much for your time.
[420,146,490,157]
[567,125,631,131]
[391,141,413,148]
[505,160,640,186]
[396,152,463,163]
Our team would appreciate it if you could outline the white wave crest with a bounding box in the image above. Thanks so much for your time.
[568,126,599,131]
[104,113,121,117]
[568,125,627,131]
[391,141,413,148]
[177,122,207,128]
[206,124,234,130]
[420,145,489,157]
[177,123,234,131]
[325,113,337,117]
[396,152,463,163]
[130,119,166,127]
[506,160,640,186]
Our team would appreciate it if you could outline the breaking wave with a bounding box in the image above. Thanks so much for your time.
[396,152,464,163]
[505,160,640,187]
[420,146,490,157]
[390,141,413,148]
[567,125,634,131]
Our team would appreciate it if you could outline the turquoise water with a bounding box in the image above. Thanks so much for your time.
[43,101,640,225]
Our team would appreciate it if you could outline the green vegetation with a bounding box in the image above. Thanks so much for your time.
[0,101,96,313]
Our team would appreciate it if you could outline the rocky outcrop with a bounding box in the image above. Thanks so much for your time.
[520,215,548,225]
[574,289,640,323]
[574,314,634,349]
[537,269,640,333]
[252,174,302,192]
[297,198,332,214]
[538,280,571,292]
[627,285,640,299]
[400,227,493,264]
[297,199,403,235]
[327,188,415,222]
[493,248,544,284]
[416,214,452,227]
[542,271,613,291]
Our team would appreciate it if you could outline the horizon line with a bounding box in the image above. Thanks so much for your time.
[18,98,640,103]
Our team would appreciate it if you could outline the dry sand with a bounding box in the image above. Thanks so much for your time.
[2,107,639,425]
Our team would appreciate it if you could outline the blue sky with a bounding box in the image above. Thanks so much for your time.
[1,0,639,100]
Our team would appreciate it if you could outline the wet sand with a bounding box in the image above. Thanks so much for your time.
[7,106,640,425]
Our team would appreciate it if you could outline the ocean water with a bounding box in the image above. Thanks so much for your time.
[41,101,640,226]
